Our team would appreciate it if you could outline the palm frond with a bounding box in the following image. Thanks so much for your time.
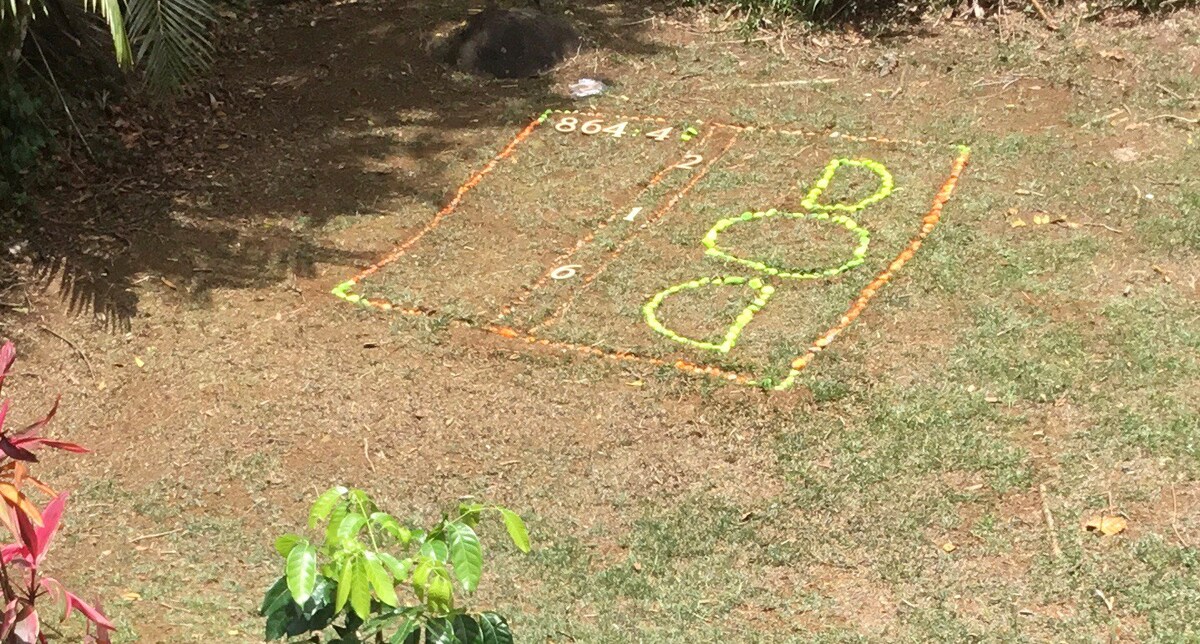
[80,0,132,67]
[126,0,213,91]
[1,0,36,26]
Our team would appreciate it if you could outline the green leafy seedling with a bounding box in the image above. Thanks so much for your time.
[262,487,529,643]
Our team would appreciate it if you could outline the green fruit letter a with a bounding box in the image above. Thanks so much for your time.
[642,277,775,354]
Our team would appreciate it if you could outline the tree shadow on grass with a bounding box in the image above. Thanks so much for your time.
[1,0,668,331]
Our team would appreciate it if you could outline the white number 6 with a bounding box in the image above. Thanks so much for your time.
[551,265,582,280]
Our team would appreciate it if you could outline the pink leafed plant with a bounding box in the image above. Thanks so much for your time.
[0,340,113,644]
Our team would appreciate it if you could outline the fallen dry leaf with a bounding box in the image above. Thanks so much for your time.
[1099,49,1127,61]
[120,591,142,601]
[1033,214,1051,225]
[941,542,957,553]
[134,356,145,368]
[1010,218,1028,228]
[1084,515,1127,536]
[1110,147,1139,163]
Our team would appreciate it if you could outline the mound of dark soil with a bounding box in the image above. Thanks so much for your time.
[441,5,581,78]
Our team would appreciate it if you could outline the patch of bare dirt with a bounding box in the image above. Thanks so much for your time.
[1,1,1197,640]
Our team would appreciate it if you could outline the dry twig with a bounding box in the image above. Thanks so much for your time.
[1040,484,1063,559]
[745,78,838,88]
[37,326,94,378]
[363,437,376,472]
[1149,114,1200,124]
[128,528,183,544]
[1079,221,1125,234]
[1171,485,1191,548]
[1029,0,1059,30]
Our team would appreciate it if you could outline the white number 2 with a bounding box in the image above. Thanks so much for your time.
[675,154,704,170]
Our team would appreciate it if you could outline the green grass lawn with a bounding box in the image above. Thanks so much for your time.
[23,4,1200,643]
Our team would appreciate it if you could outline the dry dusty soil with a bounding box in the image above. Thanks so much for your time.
[1,1,1199,642]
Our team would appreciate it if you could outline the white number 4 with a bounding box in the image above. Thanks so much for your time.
[603,122,628,138]
[646,127,673,141]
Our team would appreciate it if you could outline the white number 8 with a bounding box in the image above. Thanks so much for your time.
[555,117,579,133]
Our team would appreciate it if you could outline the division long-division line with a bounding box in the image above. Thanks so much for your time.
[482,323,757,384]
[495,153,681,321]
[529,130,740,333]
[336,117,543,292]
[336,304,759,385]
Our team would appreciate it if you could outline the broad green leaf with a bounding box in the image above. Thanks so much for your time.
[452,614,484,643]
[285,543,318,604]
[458,503,485,528]
[325,502,351,545]
[274,533,304,558]
[411,558,433,600]
[425,617,458,644]
[350,557,373,620]
[370,512,412,544]
[360,606,407,634]
[378,553,413,581]
[445,522,483,593]
[309,486,348,529]
[348,488,376,512]
[336,512,369,543]
[479,613,514,644]
[333,611,365,640]
[335,555,355,613]
[498,508,530,553]
[420,538,449,563]
[425,563,454,613]
[264,604,289,640]
[389,616,420,644]
[260,576,290,616]
[364,552,399,607]
[264,577,337,640]
[302,577,336,620]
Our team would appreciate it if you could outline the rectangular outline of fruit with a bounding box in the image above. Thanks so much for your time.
[331,110,971,391]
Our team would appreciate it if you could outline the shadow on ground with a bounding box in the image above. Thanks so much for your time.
[1,0,666,330]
